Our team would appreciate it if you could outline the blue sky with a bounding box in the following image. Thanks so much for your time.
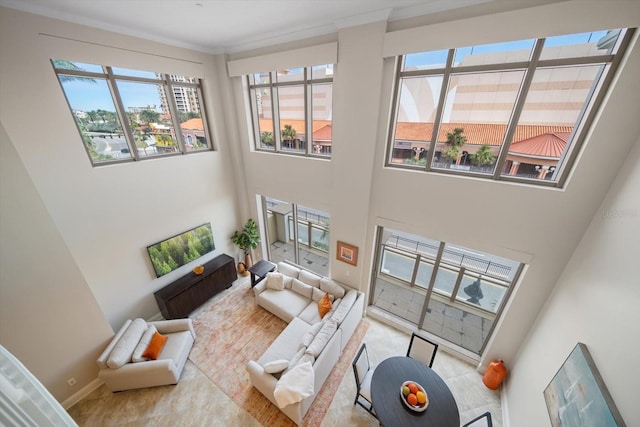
[60,78,161,112]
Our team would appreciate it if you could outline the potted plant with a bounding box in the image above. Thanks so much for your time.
[231,218,260,275]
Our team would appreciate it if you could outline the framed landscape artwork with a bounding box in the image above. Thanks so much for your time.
[544,342,626,427]
[336,241,358,266]
[147,223,215,278]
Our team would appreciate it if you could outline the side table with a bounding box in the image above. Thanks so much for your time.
[248,260,276,288]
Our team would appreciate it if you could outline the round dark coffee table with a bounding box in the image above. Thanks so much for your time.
[371,356,459,427]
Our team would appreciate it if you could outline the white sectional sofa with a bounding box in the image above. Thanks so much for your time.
[247,262,365,425]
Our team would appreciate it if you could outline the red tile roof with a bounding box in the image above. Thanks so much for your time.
[180,118,204,130]
[394,122,573,146]
[258,119,331,134]
[509,132,570,157]
[312,124,332,141]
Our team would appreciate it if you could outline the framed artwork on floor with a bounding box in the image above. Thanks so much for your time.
[336,241,358,266]
[544,342,626,427]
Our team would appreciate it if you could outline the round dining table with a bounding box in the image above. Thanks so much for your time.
[370,356,460,427]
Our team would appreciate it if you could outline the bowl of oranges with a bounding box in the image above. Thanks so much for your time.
[400,381,428,412]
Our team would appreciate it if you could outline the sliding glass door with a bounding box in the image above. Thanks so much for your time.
[260,196,330,276]
[370,227,522,355]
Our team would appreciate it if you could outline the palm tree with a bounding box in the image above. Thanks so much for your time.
[443,128,467,164]
[471,144,495,167]
[281,124,297,149]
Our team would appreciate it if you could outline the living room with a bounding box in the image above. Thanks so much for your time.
[0,1,639,426]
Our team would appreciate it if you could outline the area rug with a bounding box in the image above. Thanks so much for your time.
[189,279,369,426]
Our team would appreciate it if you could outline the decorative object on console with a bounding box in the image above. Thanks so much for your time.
[193,265,204,275]
[337,240,358,266]
[544,342,626,427]
[231,218,260,270]
[147,223,215,278]
[482,359,506,390]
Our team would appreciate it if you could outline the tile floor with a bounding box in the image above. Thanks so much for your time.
[68,277,502,426]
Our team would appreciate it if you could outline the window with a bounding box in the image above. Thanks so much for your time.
[371,228,522,355]
[387,29,633,186]
[260,196,330,276]
[52,60,212,166]
[248,65,334,157]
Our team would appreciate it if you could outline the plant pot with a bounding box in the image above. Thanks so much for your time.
[244,253,253,269]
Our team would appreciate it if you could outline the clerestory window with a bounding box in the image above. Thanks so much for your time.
[247,65,334,158]
[386,28,634,187]
[52,60,212,166]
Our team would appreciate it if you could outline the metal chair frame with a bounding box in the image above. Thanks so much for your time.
[462,411,493,427]
[406,332,439,368]
[351,343,378,419]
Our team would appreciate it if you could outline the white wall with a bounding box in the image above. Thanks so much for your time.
[0,7,241,332]
[0,122,114,402]
[505,134,640,426]
[0,7,241,401]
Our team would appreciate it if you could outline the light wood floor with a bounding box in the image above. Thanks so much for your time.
[68,279,502,426]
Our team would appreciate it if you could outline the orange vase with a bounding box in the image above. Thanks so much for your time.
[483,359,507,390]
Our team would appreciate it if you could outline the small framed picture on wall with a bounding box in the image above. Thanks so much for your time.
[337,241,358,266]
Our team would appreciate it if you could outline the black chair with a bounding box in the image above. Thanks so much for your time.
[406,332,439,368]
[462,411,493,427]
[351,343,377,418]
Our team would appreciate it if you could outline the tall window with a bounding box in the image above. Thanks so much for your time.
[387,28,633,186]
[371,228,522,355]
[248,65,334,157]
[52,60,212,166]
[261,196,330,276]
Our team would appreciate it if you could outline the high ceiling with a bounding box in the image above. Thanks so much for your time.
[0,0,497,54]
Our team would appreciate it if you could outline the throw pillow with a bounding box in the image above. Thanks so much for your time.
[106,318,147,369]
[131,325,158,362]
[266,272,284,290]
[263,359,289,374]
[318,292,332,318]
[142,331,168,360]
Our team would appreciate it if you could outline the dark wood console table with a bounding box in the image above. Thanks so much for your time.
[154,253,236,319]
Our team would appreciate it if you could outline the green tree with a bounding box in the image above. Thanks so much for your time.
[443,128,467,163]
[139,109,160,125]
[260,131,274,147]
[281,124,297,149]
[471,144,495,166]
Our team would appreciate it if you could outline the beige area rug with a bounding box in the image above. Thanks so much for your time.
[189,280,370,427]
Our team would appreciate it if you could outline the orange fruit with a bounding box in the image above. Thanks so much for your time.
[416,391,426,404]
[408,383,418,394]
[407,393,418,406]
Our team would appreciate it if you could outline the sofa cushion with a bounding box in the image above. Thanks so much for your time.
[258,317,310,365]
[320,278,346,299]
[305,320,337,357]
[311,286,334,302]
[266,272,285,290]
[301,321,324,347]
[263,359,289,374]
[298,270,322,288]
[106,318,147,369]
[298,301,323,325]
[132,325,157,363]
[283,276,293,290]
[258,289,310,323]
[330,289,357,325]
[277,262,300,278]
[274,361,315,409]
[291,279,313,299]
[157,330,193,363]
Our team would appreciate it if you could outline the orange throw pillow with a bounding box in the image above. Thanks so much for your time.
[318,292,332,318]
[142,331,168,360]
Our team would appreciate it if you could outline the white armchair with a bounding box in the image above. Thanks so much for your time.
[96,318,195,392]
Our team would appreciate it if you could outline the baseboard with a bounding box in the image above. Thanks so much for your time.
[147,312,164,322]
[500,379,510,427]
[61,377,103,410]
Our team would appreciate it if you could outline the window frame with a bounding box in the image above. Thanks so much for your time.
[385,28,635,187]
[52,61,213,166]
[247,66,334,158]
